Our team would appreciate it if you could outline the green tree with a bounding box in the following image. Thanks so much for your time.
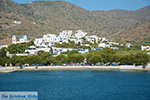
[81,37,86,41]
[0,57,8,66]
[40,52,51,58]
[86,53,94,62]
[9,55,21,66]
[47,57,57,65]
[90,55,102,64]
[0,47,6,57]
[25,55,42,65]
[82,41,92,44]
[134,53,149,67]
[56,55,68,64]
[68,54,84,63]
[68,50,79,56]
[7,41,34,54]
[75,54,84,63]
[101,48,116,55]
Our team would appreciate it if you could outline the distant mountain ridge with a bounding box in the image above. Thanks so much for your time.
[0,0,150,45]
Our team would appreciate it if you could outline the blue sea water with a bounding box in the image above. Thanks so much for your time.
[0,70,150,100]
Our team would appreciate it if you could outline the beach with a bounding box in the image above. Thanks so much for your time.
[1,65,150,73]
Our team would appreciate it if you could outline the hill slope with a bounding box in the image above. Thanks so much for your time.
[0,0,150,45]
[111,20,150,44]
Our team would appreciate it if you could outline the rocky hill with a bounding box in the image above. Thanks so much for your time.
[0,0,150,45]
[111,20,150,44]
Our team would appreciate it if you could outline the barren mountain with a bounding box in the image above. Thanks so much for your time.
[111,20,150,44]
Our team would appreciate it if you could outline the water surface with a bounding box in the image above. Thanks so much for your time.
[0,70,150,100]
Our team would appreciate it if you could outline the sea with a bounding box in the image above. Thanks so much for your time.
[0,70,150,100]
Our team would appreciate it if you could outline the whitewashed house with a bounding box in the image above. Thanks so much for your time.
[101,37,109,42]
[91,47,102,51]
[25,46,37,55]
[77,49,89,54]
[75,30,87,39]
[82,44,90,47]
[25,46,51,55]
[69,39,83,44]
[59,30,72,38]
[59,30,72,43]
[52,47,68,55]
[34,38,46,47]
[86,35,99,44]
[12,21,21,24]
[99,43,110,48]
[109,42,119,45]
[126,43,132,48]
[110,47,118,50]
[68,48,89,54]
[16,53,29,56]
[141,45,150,51]
[34,34,59,47]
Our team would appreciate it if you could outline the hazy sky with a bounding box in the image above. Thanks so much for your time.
[11,0,150,11]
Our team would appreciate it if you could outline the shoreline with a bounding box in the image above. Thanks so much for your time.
[1,65,150,73]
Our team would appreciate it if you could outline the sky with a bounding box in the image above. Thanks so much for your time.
[11,0,150,11]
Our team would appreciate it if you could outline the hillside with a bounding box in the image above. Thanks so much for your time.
[111,20,150,44]
[0,0,150,45]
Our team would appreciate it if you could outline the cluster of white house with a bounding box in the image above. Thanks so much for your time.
[1,29,149,57]
[33,30,106,47]
[11,30,111,56]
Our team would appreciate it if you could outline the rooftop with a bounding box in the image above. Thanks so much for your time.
[20,36,24,39]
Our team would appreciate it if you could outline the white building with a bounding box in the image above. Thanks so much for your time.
[12,35,29,44]
[141,45,150,51]
[52,47,68,55]
[0,45,8,49]
[68,48,89,54]
[109,42,119,45]
[77,48,89,54]
[125,43,133,48]
[51,47,89,55]
[75,30,87,39]
[25,46,52,55]
[82,44,90,47]
[69,39,83,44]
[86,35,99,44]
[6,52,29,57]
[126,43,132,48]
[59,30,72,43]
[99,43,111,48]
[59,30,72,38]
[16,53,29,56]
[12,21,21,24]
[43,34,59,43]
[34,34,59,47]
[110,47,118,50]
[101,37,109,42]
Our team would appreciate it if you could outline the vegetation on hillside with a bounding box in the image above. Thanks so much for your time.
[6,41,34,54]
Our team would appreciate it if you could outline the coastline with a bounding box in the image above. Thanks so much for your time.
[0,67,18,73]
[1,65,150,73]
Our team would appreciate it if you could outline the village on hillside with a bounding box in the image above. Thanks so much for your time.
[0,30,150,57]
[0,30,133,56]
